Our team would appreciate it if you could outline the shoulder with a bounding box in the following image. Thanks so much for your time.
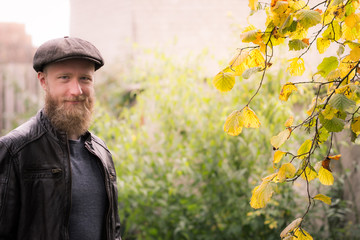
[0,113,45,155]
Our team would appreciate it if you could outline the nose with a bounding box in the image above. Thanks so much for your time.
[69,79,83,96]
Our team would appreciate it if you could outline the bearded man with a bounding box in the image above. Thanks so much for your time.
[0,37,121,240]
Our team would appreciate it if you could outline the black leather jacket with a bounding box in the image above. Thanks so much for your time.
[0,110,121,240]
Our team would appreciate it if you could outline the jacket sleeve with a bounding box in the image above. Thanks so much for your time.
[0,140,20,239]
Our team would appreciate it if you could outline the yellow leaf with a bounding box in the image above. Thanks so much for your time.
[285,116,294,127]
[297,139,312,159]
[249,0,258,10]
[294,228,313,240]
[314,194,332,205]
[223,110,243,136]
[242,107,261,128]
[213,67,235,92]
[321,105,338,120]
[229,50,250,67]
[274,150,286,164]
[339,56,357,79]
[247,49,265,68]
[287,58,305,76]
[280,82,298,101]
[351,116,360,136]
[250,176,275,209]
[345,13,360,30]
[240,25,262,43]
[316,37,331,54]
[349,46,360,61]
[318,167,334,185]
[277,163,296,183]
[271,128,291,149]
[280,218,302,238]
[300,166,318,181]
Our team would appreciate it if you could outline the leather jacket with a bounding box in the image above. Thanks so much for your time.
[0,110,121,240]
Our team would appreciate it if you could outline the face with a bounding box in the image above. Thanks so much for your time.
[38,59,96,139]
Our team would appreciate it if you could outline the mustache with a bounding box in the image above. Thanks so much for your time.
[63,95,87,102]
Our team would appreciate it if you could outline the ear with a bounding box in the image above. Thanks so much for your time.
[38,72,47,91]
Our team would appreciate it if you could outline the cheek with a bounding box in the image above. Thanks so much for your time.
[83,85,95,96]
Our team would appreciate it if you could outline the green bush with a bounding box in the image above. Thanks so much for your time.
[91,50,302,240]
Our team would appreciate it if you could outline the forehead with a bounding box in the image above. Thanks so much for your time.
[44,59,95,74]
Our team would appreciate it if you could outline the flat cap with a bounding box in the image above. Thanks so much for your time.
[33,36,104,72]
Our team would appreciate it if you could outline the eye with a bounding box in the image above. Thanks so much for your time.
[80,76,93,82]
[59,75,70,80]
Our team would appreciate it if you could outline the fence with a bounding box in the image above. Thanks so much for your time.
[0,63,41,134]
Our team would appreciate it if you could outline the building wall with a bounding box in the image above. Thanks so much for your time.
[70,0,250,68]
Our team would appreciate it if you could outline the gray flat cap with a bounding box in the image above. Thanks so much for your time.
[33,36,104,72]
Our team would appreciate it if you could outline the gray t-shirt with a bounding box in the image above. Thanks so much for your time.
[68,138,108,240]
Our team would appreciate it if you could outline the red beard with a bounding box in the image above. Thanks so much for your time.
[44,92,94,138]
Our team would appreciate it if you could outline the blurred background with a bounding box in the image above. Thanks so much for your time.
[1,0,360,239]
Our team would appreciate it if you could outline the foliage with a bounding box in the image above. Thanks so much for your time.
[91,50,304,239]
[213,0,360,238]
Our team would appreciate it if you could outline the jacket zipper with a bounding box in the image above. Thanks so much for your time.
[85,141,112,240]
[65,136,72,240]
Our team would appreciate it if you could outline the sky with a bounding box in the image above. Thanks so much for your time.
[0,0,70,46]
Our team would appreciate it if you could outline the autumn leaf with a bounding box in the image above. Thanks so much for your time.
[242,106,261,128]
[279,82,298,101]
[277,163,296,182]
[297,139,312,159]
[328,154,341,161]
[316,37,331,54]
[314,194,332,205]
[293,228,313,240]
[274,150,286,164]
[301,166,318,182]
[285,116,294,127]
[241,25,261,43]
[271,128,291,149]
[318,166,334,185]
[248,0,258,11]
[224,110,243,136]
[287,58,305,76]
[229,50,250,67]
[213,67,235,92]
[247,49,265,68]
[322,157,332,172]
[250,173,277,209]
[280,218,302,238]
[349,46,360,61]
[351,116,360,135]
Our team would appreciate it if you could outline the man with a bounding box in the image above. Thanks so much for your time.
[0,37,121,240]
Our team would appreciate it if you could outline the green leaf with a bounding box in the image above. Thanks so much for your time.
[296,9,321,28]
[320,114,345,132]
[317,57,339,78]
[329,94,356,112]
[318,127,330,144]
[242,67,262,79]
[289,39,308,51]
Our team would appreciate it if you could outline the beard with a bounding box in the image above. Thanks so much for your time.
[44,91,94,138]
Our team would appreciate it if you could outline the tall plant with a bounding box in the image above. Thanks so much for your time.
[213,0,360,238]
